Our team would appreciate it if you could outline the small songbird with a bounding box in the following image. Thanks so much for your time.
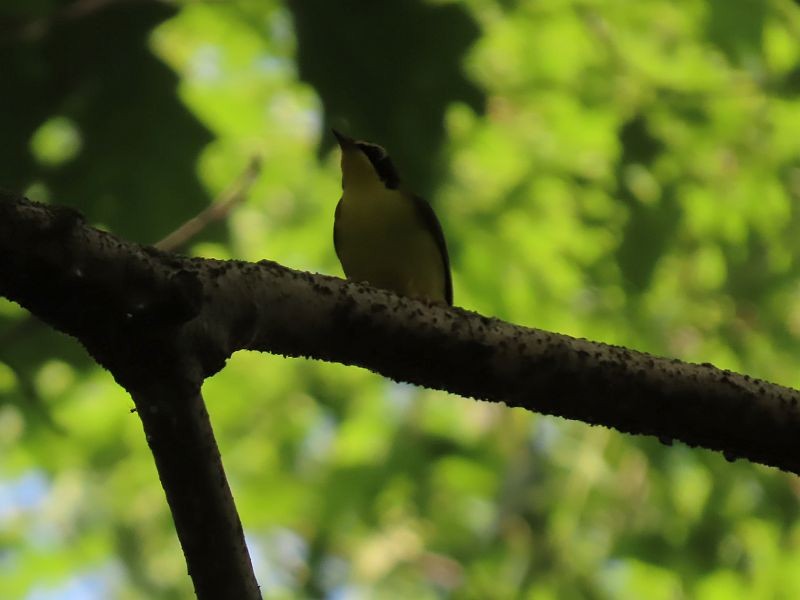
[332,129,453,305]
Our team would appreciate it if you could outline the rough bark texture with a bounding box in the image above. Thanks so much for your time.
[0,193,261,599]
[132,382,261,599]
[3,193,800,471]
[3,192,800,591]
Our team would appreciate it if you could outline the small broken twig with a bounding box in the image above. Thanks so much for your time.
[155,155,262,251]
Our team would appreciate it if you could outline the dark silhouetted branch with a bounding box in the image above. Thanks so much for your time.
[3,191,800,594]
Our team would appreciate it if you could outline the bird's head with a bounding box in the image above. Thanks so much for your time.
[333,129,400,190]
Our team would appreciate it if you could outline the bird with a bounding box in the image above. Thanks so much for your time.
[332,129,453,306]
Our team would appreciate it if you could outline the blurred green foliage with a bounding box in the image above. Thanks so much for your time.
[2,0,800,598]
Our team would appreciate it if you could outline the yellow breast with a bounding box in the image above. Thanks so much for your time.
[335,181,447,303]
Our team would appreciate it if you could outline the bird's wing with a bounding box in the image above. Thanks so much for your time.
[412,195,453,305]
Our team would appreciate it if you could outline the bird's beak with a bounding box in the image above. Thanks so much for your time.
[332,129,355,149]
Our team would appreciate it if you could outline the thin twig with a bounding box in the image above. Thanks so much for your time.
[154,156,261,251]
[2,0,166,44]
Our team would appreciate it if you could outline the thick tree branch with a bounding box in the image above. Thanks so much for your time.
[132,381,260,599]
[2,193,800,472]
[0,192,263,598]
[3,192,800,590]
[0,156,257,348]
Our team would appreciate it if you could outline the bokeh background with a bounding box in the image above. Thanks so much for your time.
[2,0,800,598]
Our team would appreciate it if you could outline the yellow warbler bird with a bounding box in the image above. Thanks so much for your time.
[332,130,453,305]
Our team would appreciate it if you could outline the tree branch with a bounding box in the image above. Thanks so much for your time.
[0,156,257,348]
[0,192,261,598]
[154,156,261,251]
[132,380,260,599]
[3,192,800,591]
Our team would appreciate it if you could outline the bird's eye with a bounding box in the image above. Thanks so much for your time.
[356,142,400,188]
[356,143,386,165]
